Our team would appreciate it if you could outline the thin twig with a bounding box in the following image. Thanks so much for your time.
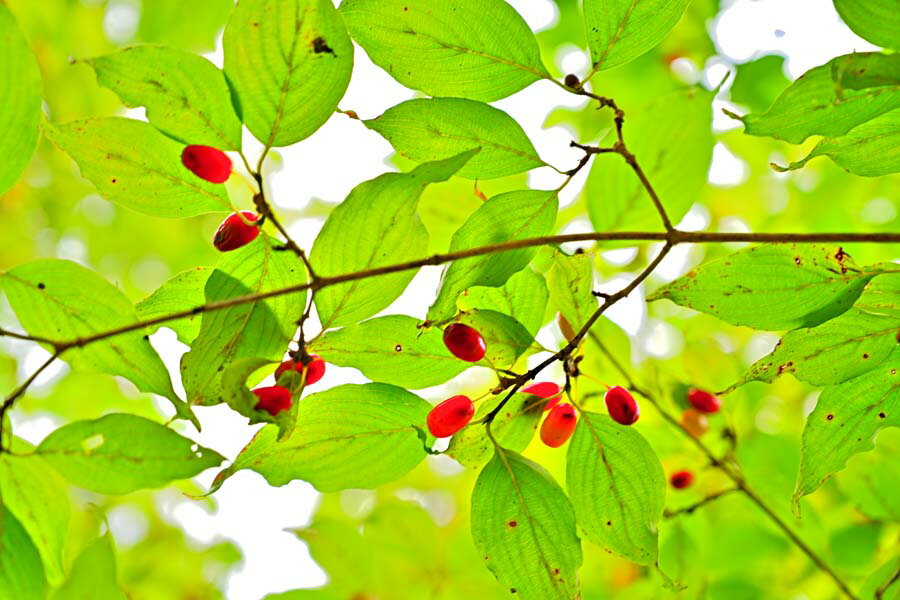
[875,564,900,600]
[0,351,61,451]
[664,487,739,518]
[251,174,317,279]
[0,328,58,347]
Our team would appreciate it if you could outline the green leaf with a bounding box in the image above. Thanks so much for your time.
[312,152,475,329]
[837,430,900,521]
[223,0,353,148]
[1,259,195,424]
[773,108,900,177]
[136,267,213,345]
[734,53,900,144]
[35,414,223,495]
[0,446,70,584]
[309,315,469,389]
[458,268,549,338]
[211,383,430,492]
[447,393,544,469]
[180,236,307,406]
[0,506,47,600]
[365,98,547,180]
[136,0,234,52]
[733,272,900,388]
[43,117,230,218]
[795,360,899,503]
[0,4,42,196]
[584,0,690,72]
[427,189,558,322]
[339,0,549,101]
[730,55,791,114]
[566,412,666,565]
[647,245,890,331]
[51,535,126,600]
[833,0,900,50]
[585,88,713,233]
[457,309,536,370]
[471,448,582,599]
[84,45,242,150]
[547,251,597,332]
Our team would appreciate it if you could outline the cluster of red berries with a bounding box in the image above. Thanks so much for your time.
[669,388,722,490]
[251,355,326,417]
[180,145,261,253]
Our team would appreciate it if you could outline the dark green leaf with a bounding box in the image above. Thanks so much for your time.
[648,245,890,331]
[309,315,469,389]
[471,448,582,599]
[51,535,126,600]
[340,0,549,101]
[85,45,242,150]
[447,393,543,469]
[365,98,547,180]
[427,190,558,322]
[136,267,213,345]
[584,0,690,72]
[180,236,307,406]
[223,0,353,147]
[795,359,900,504]
[43,117,231,218]
[733,272,900,388]
[36,414,224,495]
[773,109,900,177]
[1,260,194,423]
[730,55,791,114]
[458,268,549,338]
[312,152,475,329]
[566,412,666,565]
[585,88,713,232]
[833,0,900,50]
[211,383,430,492]
[0,4,42,196]
[734,53,900,144]
[0,506,46,600]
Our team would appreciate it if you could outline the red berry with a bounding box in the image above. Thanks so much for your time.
[670,470,694,490]
[275,355,325,386]
[605,386,640,425]
[687,388,721,414]
[252,385,292,416]
[427,395,474,438]
[442,323,486,362]
[213,211,260,252]
[540,403,577,448]
[521,382,563,411]
[680,408,709,438]
[181,145,232,183]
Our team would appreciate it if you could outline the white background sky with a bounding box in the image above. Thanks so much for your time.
[6,0,878,598]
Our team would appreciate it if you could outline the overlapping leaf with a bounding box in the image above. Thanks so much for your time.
[428,190,558,322]
[43,117,230,218]
[0,5,42,196]
[547,251,597,332]
[584,0,690,73]
[312,152,475,329]
[340,0,549,101]
[51,535,127,600]
[223,0,353,148]
[180,236,307,406]
[833,0,900,49]
[566,412,666,565]
[136,266,213,345]
[211,383,430,492]
[733,53,900,144]
[365,98,547,180]
[471,448,582,599]
[458,268,549,338]
[36,414,223,495]
[648,245,890,331]
[85,45,242,150]
[447,393,544,469]
[1,259,195,423]
[0,507,46,600]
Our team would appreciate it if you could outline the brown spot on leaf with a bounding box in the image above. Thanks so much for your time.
[37,282,45,290]
[394,344,402,352]
[312,37,335,55]
[826,414,834,421]
[794,256,802,266]
[862,353,869,359]
[879,412,886,419]
[508,520,517,528]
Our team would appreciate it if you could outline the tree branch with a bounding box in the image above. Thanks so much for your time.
[663,487,739,518]
[0,328,58,346]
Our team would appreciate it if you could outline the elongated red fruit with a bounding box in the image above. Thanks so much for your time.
[427,395,474,438]
[605,386,639,425]
[181,145,232,183]
[252,385,292,416]
[442,323,486,362]
[214,211,260,252]
[275,355,325,385]
[670,470,694,490]
[687,388,720,413]
[680,408,709,437]
[522,382,563,411]
[540,403,577,447]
